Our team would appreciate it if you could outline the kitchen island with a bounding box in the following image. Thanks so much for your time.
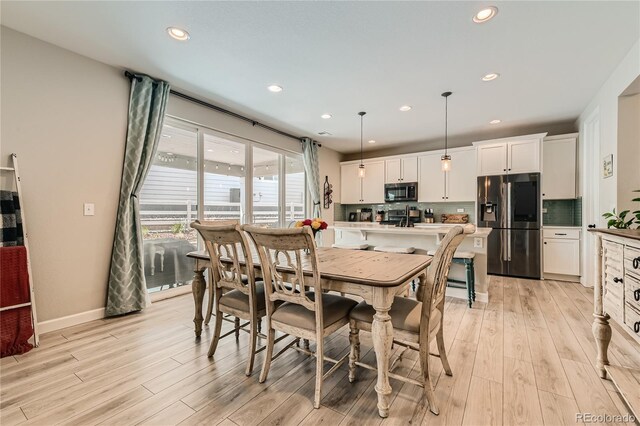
[332,222,492,299]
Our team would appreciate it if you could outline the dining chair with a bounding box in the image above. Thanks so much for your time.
[191,220,265,376]
[348,224,474,415]
[243,225,357,408]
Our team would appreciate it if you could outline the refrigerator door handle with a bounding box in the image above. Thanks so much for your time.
[503,230,509,262]
[508,229,512,261]
[507,181,512,229]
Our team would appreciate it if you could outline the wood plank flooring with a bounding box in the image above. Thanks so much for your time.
[1,277,639,425]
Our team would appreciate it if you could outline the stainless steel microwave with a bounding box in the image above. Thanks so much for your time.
[384,182,418,202]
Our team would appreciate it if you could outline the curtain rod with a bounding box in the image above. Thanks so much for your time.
[124,71,321,147]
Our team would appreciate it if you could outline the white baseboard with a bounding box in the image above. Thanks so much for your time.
[38,307,106,334]
[446,287,488,304]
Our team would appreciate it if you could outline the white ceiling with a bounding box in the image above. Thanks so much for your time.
[2,1,638,154]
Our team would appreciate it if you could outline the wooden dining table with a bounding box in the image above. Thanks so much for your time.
[187,247,433,418]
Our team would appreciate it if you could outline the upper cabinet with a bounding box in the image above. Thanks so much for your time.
[418,147,476,202]
[340,160,384,204]
[385,157,418,183]
[474,133,546,176]
[542,134,578,200]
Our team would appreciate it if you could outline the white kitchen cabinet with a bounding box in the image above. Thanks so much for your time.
[418,153,446,202]
[476,144,508,176]
[446,148,476,202]
[362,161,385,203]
[542,134,577,200]
[418,148,475,202]
[474,133,545,176]
[543,227,581,279]
[340,163,362,204]
[340,161,384,204]
[385,157,417,183]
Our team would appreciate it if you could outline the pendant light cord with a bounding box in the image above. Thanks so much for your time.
[445,95,448,155]
[358,111,366,166]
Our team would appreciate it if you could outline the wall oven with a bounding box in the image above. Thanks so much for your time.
[384,182,418,202]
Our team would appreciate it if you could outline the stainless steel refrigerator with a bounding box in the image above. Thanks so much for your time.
[477,173,541,279]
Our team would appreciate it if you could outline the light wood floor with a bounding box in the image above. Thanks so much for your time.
[2,277,639,425]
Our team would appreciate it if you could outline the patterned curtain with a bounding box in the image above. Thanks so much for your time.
[301,137,321,219]
[106,75,170,316]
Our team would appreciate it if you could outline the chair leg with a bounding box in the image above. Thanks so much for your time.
[208,306,223,357]
[234,317,240,340]
[314,336,324,409]
[436,328,452,376]
[205,281,215,325]
[246,314,258,376]
[348,323,360,383]
[257,318,262,334]
[470,261,476,301]
[421,354,439,415]
[259,323,275,383]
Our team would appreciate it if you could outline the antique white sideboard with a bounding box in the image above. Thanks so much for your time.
[590,229,640,418]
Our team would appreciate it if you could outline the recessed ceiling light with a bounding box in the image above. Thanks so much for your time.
[321,114,332,119]
[231,149,239,154]
[267,84,283,93]
[399,105,412,112]
[368,140,376,144]
[207,149,213,152]
[473,6,498,23]
[318,131,332,136]
[489,119,501,124]
[166,27,190,41]
[482,73,500,81]
[162,134,172,138]
[166,152,174,155]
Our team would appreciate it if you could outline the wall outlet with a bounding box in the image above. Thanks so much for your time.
[474,238,483,248]
[457,208,465,213]
[542,208,548,213]
[84,203,95,216]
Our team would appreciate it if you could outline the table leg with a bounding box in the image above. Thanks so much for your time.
[192,266,206,338]
[592,234,611,378]
[371,288,394,418]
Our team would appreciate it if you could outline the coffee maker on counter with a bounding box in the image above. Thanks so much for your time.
[424,208,435,223]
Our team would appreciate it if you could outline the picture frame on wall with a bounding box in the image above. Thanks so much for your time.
[603,154,613,178]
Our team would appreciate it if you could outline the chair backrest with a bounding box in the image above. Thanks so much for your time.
[243,225,322,317]
[190,220,255,295]
[420,224,475,342]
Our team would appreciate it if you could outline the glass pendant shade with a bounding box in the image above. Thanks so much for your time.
[358,164,366,178]
[441,154,452,172]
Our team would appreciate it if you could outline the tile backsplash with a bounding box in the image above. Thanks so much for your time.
[543,198,582,226]
[334,201,476,223]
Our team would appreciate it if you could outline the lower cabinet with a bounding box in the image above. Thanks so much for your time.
[543,228,580,278]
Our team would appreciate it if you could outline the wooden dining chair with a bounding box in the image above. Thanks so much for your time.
[243,225,357,409]
[348,224,474,415]
[191,220,265,376]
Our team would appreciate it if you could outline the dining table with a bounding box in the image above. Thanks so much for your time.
[187,247,433,418]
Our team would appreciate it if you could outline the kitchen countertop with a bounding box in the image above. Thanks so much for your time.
[589,228,640,242]
[332,221,492,237]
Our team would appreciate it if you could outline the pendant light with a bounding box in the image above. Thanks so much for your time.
[441,91,452,172]
[358,111,366,178]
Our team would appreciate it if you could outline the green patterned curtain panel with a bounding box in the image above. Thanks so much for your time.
[106,75,170,317]
[301,137,321,219]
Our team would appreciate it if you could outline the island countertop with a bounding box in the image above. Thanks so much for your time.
[588,228,640,242]
[332,221,492,238]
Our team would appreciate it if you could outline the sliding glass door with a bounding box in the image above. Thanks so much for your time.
[139,117,306,294]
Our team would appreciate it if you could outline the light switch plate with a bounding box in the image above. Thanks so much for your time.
[474,238,483,248]
[457,208,465,213]
[542,208,548,213]
[84,203,95,216]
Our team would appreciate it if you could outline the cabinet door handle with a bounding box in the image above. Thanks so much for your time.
[588,224,596,229]
[613,277,623,284]
[633,257,640,269]
[554,233,567,236]
[635,322,640,334]
[634,289,640,301]
[544,242,547,245]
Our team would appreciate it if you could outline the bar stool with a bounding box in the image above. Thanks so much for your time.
[427,249,475,307]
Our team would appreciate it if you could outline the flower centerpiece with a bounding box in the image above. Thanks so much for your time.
[295,218,328,237]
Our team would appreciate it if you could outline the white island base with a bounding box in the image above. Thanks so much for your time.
[332,222,492,302]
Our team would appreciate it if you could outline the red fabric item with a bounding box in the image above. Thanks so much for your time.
[1,246,34,357]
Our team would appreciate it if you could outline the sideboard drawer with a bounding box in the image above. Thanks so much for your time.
[625,302,640,338]
[626,271,640,310]
[624,244,640,279]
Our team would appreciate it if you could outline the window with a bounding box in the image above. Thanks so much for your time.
[139,118,306,293]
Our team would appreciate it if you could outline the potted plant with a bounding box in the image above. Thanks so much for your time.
[602,189,640,229]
